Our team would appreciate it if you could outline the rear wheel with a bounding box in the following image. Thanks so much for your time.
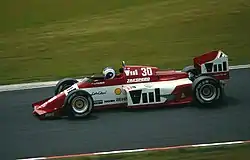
[192,76,223,106]
[54,78,78,95]
[65,90,93,119]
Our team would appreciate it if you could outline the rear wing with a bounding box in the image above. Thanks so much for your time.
[193,50,229,80]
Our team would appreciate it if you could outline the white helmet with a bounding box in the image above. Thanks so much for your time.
[103,67,116,79]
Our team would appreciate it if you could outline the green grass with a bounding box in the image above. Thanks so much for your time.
[1,0,250,84]
[52,143,250,160]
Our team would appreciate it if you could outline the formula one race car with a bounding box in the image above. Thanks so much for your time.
[32,50,230,120]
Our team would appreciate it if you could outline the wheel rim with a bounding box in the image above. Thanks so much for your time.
[199,84,217,101]
[71,96,89,114]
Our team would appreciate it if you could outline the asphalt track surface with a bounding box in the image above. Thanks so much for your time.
[1,69,250,160]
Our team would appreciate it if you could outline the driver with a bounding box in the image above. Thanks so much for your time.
[103,67,116,79]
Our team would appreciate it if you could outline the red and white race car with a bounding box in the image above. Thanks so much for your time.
[32,50,229,120]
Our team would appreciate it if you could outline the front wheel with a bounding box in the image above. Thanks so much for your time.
[192,76,223,106]
[65,90,93,119]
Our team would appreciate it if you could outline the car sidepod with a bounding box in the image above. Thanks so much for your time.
[123,78,193,108]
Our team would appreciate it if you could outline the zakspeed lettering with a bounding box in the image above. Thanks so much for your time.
[127,77,150,83]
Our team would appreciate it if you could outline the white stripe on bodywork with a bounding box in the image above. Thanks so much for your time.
[81,85,127,106]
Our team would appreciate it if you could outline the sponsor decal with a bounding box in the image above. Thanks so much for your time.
[123,85,136,92]
[91,91,107,95]
[124,68,139,76]
[94,100,103,104]
[127,77,150,83]
[114,88,122,95]
[129,88,161,104]
[93,81,105,85]
[124,67,153,77]
[64,84,79,95]
[213,73,228,76]
[116,97,127,102]
[104,100,115,103]
[204,61,228,73]
[44,112,54,117]
[181,93,186,98]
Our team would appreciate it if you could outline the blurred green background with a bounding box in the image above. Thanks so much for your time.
[1,0,250,84]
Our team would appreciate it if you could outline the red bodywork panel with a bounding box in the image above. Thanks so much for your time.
[78,66,189,88]
[33,92,66,118]
[193,50,218,70]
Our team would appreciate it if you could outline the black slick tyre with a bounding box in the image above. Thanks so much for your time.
[54,78,78,95]
[64,90,93,119]
[192,75,223,106]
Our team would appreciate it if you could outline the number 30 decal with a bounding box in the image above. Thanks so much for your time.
[141,67,152,76]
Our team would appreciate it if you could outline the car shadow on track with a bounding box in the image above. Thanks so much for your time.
[193,95,241,110]
[89,95,241,116]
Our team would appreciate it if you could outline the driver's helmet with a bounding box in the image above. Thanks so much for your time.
[103,67,116,79]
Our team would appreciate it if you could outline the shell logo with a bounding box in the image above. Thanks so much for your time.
[114,88,122,95]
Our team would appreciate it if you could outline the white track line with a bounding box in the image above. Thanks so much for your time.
[1,64,250,92]
[17,140,250,160]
